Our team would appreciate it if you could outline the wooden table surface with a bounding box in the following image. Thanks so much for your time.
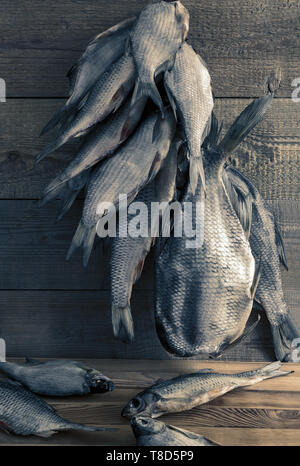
[0,359,299,446]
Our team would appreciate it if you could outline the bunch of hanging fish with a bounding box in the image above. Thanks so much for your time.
[37,0,298,362]
[0,359,115,437]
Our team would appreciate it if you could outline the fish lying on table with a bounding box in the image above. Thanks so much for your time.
[131,417,218,446]
[122,362,293,419]
[67,108,176,267]
[41,17,136,136]
[155,93,274,358]
[129,1,189,114]
[0,381,115,437]
[0,359,114,396]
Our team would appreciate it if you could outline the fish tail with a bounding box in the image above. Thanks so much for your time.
[38,177,67,207]
[189,156,206,194]
[271,314,300,362]
[57,189,79,221]
[240,361,294,384]
[40,107,70,136]
[66,220,96,266]
[131,77,164,116]
[112,304,134,343]
[35,132,70,164]
[65,422,116,433]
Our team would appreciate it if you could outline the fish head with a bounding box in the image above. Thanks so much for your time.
[172,1,190,39]
[131,416,166,436]
[86,370,115,393]
[121,390,159,418]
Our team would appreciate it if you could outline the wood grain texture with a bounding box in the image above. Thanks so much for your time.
[0,359,299,446]
[0,0,299,97]
[0,98,298,200]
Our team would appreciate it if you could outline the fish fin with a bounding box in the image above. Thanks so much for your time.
[196,368,215,373]
[66,220,88,262]
[131,77,164,117]
[219,93,274,155]
[25,357,40,365]
[274,220,288,270]
[40,107,70,136]
[189,156,205,194]
[222,172,253,240]
[111,304,134,343]
[0,421,11,435]
[36,430,58,438]
[65,423,117,433]
[271,315,300,362]
[120,97,147,142]
[210,314,261,359]
[35,132,68,164]
[164,85,177,120]
[57,190,79,221]
[38,179,66,207]
[152,114,165,144]
[248,361,294,381]
[250,258,262,299]
[167,424,219,445]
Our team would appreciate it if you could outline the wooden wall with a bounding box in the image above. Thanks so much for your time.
[0,0,299,359]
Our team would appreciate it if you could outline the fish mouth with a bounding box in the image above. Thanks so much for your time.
[90,379,115,393]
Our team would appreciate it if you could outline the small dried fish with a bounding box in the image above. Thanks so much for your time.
[130,1,189,113]
[110,139,179,343]
[41,17,136,135]
[122,362,292,419]
[0,358,114,396]
[165,42,214,193]
[0,381,115,437]
[131,417,218,446]
[225,166,299,361]
[36,54,136,163]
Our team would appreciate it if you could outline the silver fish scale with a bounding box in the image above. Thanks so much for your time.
[66,55,135,137]
[156,155,255,357]
[110,183,155,310]
[0,382,69,435]
[130,2,187,81]
[83,110,176,228]
[64,101,132,181]
[165,43,213,160]
[227,168,288,327]
[152,371,254,399]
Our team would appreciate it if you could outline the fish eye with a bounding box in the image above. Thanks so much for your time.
[141,419,148,425]
[131,397,141,409]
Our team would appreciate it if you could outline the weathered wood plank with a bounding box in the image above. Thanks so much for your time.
[0,0,299,97]
[0,199,298,293]
[0,289,297,360]
[0,99,298,200]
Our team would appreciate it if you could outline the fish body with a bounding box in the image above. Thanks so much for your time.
[67,108,176,266]
[131,417,217,446]
[155,96,274,358]
[41,97,147,200]
[130,1,189,113]
[122,362,292,419]
[225,166,299,361]
[0,381,114,436]
[41,17,136,135]
[110,139,179,342]
[165,43,214,192]
[37,54,136,163]
[0,359,114,396]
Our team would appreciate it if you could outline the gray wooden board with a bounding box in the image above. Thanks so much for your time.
[0,99,298,200]
[0,0,299,97]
